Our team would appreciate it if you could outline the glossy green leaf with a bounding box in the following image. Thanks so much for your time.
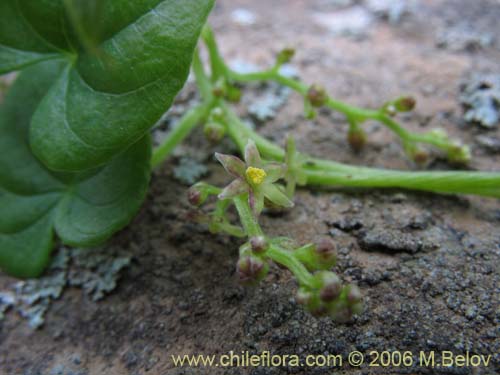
[0,62,151,278]
[0,0,214,171]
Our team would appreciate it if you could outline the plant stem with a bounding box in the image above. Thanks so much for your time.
[233,196,263,237]
[266,245,318,289]
[192,48,213,101]
[305,169,500,198]
[151,103,210,168]
[201,25,226,82]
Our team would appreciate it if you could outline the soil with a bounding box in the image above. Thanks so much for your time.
[1,0,500,374]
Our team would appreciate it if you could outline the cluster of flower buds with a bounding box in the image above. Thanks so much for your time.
[236,238,270,285]
[383,96,416,116]
[296,272,363,322]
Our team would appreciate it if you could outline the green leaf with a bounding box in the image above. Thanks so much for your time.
[0,61,151,278]
[0,0,214,171]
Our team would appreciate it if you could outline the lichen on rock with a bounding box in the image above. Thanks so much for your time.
[460,74,500,129]
[0,246,132,329]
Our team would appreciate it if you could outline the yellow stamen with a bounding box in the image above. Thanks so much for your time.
[246,166,267,185]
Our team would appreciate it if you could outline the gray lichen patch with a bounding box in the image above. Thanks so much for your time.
[436,27,494,52]
[460,74,500,129]
[247,84,292,124]
[0,246,132,329]
[173,157,209,186]
[67,248,132,302]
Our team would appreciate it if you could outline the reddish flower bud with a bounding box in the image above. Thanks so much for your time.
[307,84,328,107]
[404,142,429,166]
[318,272,342,302]
[394,96,416,112]
[250,236,269,253]
[187,185,208,206]
[310,304,329,318]
[236,256,269,285]
[316,238,336,262]
[347,128,367,152]
[413,149,429,166]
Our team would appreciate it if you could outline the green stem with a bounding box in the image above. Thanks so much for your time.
[266,245,318,289]
[305,169,500,198]
[221,101,284,160]
[192,48,213,101]
[201,25,226,82]
[151,103,210,168]
[233,196,263,237]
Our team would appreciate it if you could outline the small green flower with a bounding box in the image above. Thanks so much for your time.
[215,140,293,215]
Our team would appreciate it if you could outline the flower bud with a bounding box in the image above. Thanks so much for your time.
[428,128,448,141]
[276,47,296,65]
[345,284,362,305]
[404,142,428,166]
[310,304,329,318]
[315,238,337,268]
[393,96,416,112]
[212,80,226,98]
[307,84,327,107]
[226,85,242,103]
[209,107,225,122]
[187,185,208,206]
[250,236,269,253]
[204,122,226,143]
[318,272,342,302]
[236,256,269,285]
[447,141,471,164]
[413,149,429,166]
[347,128,367,152]
[295,288,313,306]
[187,182,216,206]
